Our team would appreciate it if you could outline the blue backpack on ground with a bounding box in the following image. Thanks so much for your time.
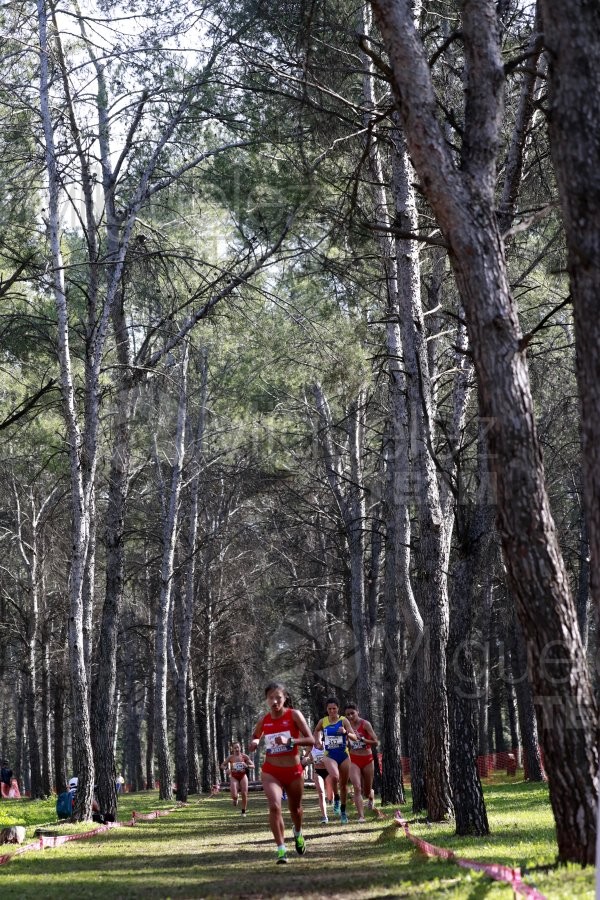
[56,790,73,819]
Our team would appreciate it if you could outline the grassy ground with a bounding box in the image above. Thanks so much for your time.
[0,778,595,898]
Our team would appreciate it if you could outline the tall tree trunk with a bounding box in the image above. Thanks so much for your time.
[91,327,134,820]
[370,0,599,861]
[380,432,405,805]
[41,624,52,796]
[509,615,543,782]
[14,677,25,792]
[448,543,490,835]
[37,0,95,819]
[448,454,493,836]
[538,0,600,633]
[154,347,189,801]
[145,680,155,790]
[346,396,372,716]
[187,667,201,795]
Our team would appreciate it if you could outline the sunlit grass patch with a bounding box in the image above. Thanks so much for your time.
[0,781,595,898]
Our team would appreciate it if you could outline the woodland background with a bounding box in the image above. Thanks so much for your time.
[0,0,598,866]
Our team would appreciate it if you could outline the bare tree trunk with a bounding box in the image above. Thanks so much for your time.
[173,352,207,802]
[14,676,25,792]
[154,347,189,801]
[509,616,543,782]
[477,581,493,766]
[448,451,493,835]
[312,384,372,713]
[370,0,599,861]
[448,526,490,835]
[41,623,52,796]
[37,0,95,819]
[538,0,600,633]
[187,667,201,795]
[145,681,155,791]
[380,430,405,805]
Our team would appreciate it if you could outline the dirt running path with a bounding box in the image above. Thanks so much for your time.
[0,792,482,898]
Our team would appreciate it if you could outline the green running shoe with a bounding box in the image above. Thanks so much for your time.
[333,799,341,815]
[294,831,306,855]
[340,812,349,824]
[276,847,288,864]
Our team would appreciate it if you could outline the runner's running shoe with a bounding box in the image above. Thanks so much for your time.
[357,816,366,823]
[320,816,329,824]
[340,812,349,824]
[276,848,288,864]
[333,799,341,815]
[293,831,306,855]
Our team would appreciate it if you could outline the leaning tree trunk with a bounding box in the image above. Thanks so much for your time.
[370,0,599,862]
[390,116,455,822]
[538,0,600,628]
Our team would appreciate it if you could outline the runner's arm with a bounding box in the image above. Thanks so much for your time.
[248,717,265,752]
[341,716,358,744]
[363,721,378,744]
[312,719,324,749]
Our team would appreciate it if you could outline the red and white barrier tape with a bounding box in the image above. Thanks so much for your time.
[0,807,179,869]
[394,811,546,899]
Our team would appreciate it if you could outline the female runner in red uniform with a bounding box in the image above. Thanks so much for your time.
[345,702,378,810]
[248,681,314,864]
[220,742,255,815]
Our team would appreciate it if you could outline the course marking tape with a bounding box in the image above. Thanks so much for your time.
[394,811,546,899]
[0,806,181,868]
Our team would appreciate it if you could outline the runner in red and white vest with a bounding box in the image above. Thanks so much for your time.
[345,702,378,810]
[220,742,255,815]
[248,681,314,865]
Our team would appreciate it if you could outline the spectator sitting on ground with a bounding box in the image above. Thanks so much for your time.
[69,777,101,814]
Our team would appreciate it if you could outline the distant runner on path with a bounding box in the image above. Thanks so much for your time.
[345,702,378,811]
[313,697,363,824]
[248,681,314,864]
[220,742,255,815]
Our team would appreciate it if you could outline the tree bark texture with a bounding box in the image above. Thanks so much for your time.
[538,0,600,627]
[370,0,599,862]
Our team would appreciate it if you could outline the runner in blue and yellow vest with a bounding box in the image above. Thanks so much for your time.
[313,697,364,824]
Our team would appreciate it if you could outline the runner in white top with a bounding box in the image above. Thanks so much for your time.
[301,745,332,824]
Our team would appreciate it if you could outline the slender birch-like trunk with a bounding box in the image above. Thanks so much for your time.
[154,347,189,801]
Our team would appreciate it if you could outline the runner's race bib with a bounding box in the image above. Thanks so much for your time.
[324,734,343,749]
[349,738,366,750]
[232,762,246,771]
[265,731,291,754]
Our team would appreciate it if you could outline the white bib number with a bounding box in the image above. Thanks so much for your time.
[265,731,291,754]
[324,734,343,750]
[232,762,246,771]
